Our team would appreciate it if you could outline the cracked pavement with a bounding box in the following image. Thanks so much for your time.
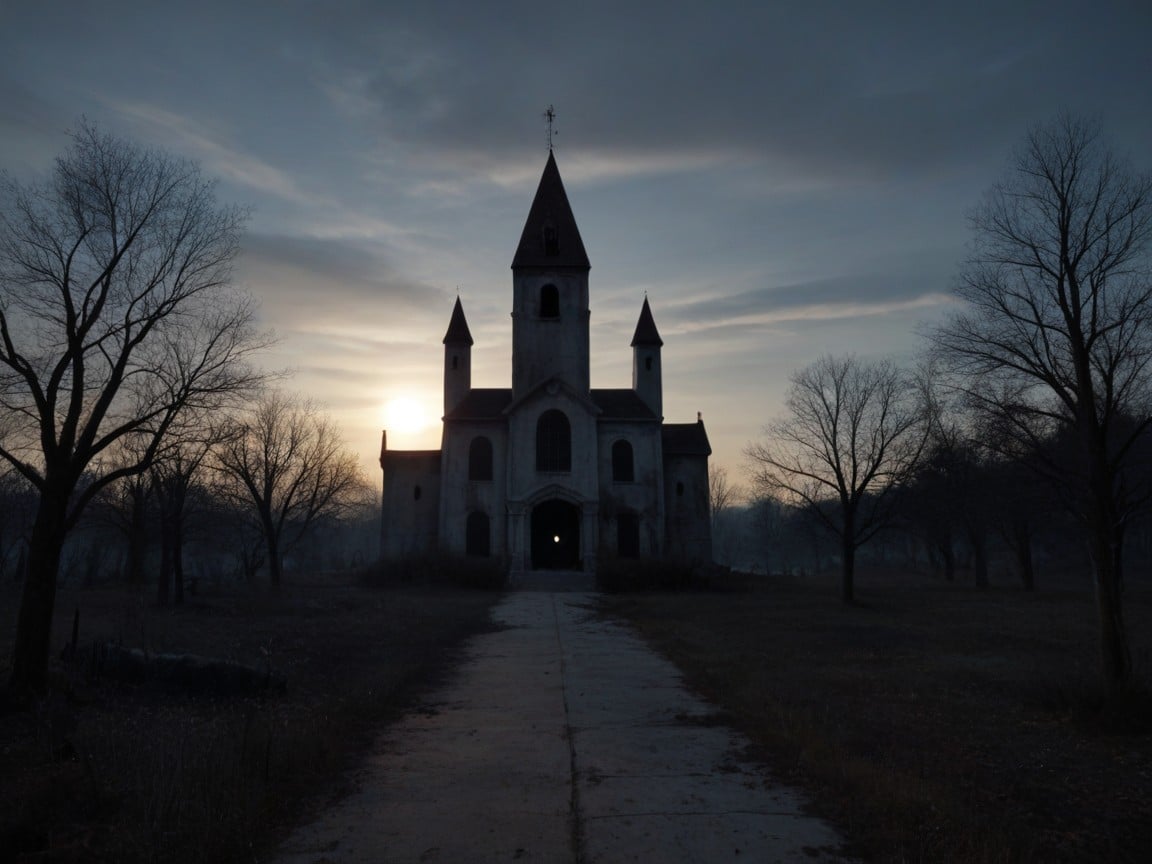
[275,588,852,863]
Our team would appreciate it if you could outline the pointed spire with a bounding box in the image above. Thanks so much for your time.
[443,296,474,345]
[630,296,663,347]
[512,151,590,270]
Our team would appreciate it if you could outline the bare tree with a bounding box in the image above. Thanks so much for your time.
[709,465,739,529]
[215,391,365,586]
[746,354,926,603]
[152,424,227,606]
[0,122,268,698]
[931,115,1152,690]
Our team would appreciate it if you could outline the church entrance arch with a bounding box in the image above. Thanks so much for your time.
[530,499,581,569]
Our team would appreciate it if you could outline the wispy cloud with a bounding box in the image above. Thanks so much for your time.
[106,101,312,204]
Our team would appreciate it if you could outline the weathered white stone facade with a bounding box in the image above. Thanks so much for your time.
[380,152,711,574]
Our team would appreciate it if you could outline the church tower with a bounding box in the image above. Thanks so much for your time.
[631,296,664,418]
[442,296,473,415]
[510,151,591,397]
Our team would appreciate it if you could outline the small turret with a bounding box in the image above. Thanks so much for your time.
[631,296,663,417]
[443,297,473,415]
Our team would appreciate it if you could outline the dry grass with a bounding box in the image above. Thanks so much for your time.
[0,570,500,863]
[603,568,1152,864]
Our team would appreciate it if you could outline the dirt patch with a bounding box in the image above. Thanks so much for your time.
[604,568,1152,864]
[0,573,500,863]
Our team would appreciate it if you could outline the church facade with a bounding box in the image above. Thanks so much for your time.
[380,152,712,574]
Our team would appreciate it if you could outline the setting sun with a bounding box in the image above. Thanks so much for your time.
[383,395,429,436]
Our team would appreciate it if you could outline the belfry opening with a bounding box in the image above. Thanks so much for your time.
[530,499,581,570]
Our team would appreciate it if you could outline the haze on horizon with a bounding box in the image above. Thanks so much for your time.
[2,0,1149,484]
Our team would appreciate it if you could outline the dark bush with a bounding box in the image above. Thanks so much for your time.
[596,558,741,593]
[360,554,506,591]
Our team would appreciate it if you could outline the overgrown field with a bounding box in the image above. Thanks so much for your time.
[605,569,1152,864]
[0,572,500,863]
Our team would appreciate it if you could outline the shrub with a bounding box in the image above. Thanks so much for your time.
[360,554,506,591]
[596,557,736,593]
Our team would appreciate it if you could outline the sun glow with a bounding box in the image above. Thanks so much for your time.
[383,395,430,437]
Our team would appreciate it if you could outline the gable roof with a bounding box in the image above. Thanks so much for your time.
[630,296,663,347]
[511,151,590,270]
[444,388,512,420]
[591,389,658,420]
[662,421,712,456]
[503,376,601,416]
[442,296,474,346]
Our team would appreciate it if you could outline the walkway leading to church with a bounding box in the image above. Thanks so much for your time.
[274,591,853,863]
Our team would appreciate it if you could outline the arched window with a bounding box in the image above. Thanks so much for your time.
[645,356,653,371]
[452,354,459,370]
[414,485,422,501]
[540,283,559,318]
[536,410,571,472]
[466,512,490,557]
[611,440,634,482]
[617,513,640,558]
[468,436,493,481]
[676,481,684,497]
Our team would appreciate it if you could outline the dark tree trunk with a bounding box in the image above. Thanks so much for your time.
[841,536,855,604]
[967,525,989,588]
[263,512,282,587]
[8,489,68,699]
[173,521,185,605]
[1088,511,1132,691]
[157,511,171,607]
[840,504,856,604]
[935,536,956,582]
[1011,519,1035,591]
[126,484,148,585]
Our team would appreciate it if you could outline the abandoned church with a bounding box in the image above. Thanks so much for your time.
[379,151,712,574]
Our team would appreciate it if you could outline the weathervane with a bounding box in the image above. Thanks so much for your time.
[544,104,557,150]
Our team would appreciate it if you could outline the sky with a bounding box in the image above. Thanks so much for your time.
[2,0,1150,489]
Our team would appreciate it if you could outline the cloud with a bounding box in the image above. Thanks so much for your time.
[107,102,314,204]
[302,0,1152,189]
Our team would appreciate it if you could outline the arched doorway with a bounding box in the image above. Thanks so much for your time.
[530,499,581,569]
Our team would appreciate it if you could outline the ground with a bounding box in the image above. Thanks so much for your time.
[2,565,1150,863]
[604,567,1152,863]
[0,571,499,864]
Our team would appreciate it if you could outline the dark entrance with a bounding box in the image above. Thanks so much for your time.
[530,499,581,569]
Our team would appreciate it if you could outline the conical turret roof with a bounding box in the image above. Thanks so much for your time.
[630,296,663,347]
[442,296,474,345]
[512,151,590,270]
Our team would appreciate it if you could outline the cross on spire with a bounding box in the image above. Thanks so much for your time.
[544,104,557,150]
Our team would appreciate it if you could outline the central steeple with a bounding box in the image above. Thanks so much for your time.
[510,152,591,397]
[511,151,590,271]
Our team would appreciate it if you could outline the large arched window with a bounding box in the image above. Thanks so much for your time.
[466,511,490,557]
[536,410,571,472]
[611,440,634,482]
[540,283,559,318]
[468,436,493,481]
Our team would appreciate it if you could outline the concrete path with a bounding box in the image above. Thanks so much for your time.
[275,591,852,863]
